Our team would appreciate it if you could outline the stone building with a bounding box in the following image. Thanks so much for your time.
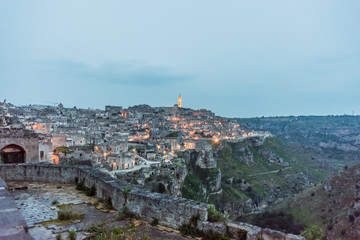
[0,128,39,163]
[51,135,67,151]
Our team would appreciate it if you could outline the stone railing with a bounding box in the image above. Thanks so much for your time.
[0,163,304,240]
[0,176,33,240]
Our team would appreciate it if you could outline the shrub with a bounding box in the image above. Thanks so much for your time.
[67,229,77,240]
[122,186,131,207]
[112,227,124,235]
[150,218,159,226]
[58,210,84,221]
[86,224,104,234]
[301,225,325,240]
[349,214,355,222]
[208,205,226,222]
[52,200,59,205]
[56,233,63,240]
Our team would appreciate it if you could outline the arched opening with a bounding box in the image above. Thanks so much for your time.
[1,144,26,164]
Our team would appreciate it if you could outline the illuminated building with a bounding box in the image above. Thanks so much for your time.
[178,94,182,108]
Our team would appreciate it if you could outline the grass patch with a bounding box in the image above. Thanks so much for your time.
[58,210,84,221]
[84,222,143,240]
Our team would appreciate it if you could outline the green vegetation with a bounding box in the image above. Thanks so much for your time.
[85,222,146,240]
[57,203,73,210]
[216,138,328,204]
[67,229,77,240]
[58,210,84,221]
[270,184,329,230]
[182,173,207,202]
[301,225,325,240]
[55,146,73,154]
[181,137,333,235]
[208,205,226,223]
[56,233,63,240]
[179,215,201,237]
[165,131,179,138]
[52,200,59,205]
[122,186,131,207]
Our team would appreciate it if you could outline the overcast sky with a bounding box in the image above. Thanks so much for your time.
[0,1,359,117]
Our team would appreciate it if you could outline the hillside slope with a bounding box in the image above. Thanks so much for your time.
[237,116,360,169]
[272,164,360,239]
[182,137,331,220]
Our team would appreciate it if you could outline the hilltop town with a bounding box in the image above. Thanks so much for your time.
[0,97,271,174]
[3,97,357,239]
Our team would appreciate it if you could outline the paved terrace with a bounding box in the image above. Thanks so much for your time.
[0,163,304,240]
[0,178,33,240]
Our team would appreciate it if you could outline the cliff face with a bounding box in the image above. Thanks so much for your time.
[195,150,217,169]
[171,163,189,197]
[182,137,324,220]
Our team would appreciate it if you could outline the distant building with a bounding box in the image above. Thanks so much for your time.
[178,94,182,108]
[51,135,67,150]
[105,106,122,113]
[184,141,195,150]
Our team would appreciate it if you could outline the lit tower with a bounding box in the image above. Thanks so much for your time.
[178,94,182,108]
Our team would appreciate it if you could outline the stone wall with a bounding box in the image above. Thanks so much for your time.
[0,176,33,239]
[0,163,304,240]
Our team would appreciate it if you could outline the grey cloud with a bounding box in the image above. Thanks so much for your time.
[40,60,194,86]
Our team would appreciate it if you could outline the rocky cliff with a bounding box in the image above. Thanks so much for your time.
[182,137,325,222]
[272,164,360,239]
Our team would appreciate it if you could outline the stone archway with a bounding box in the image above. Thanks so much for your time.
[1,144,26,164]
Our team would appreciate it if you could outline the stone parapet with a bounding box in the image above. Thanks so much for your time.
[0,163,304,240]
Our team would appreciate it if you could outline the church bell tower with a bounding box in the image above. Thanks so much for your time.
[178,94,182,108]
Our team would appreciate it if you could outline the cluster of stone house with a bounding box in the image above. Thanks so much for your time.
[0,98,271,171]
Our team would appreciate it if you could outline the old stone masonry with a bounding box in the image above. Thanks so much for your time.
[0,163,304,240]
